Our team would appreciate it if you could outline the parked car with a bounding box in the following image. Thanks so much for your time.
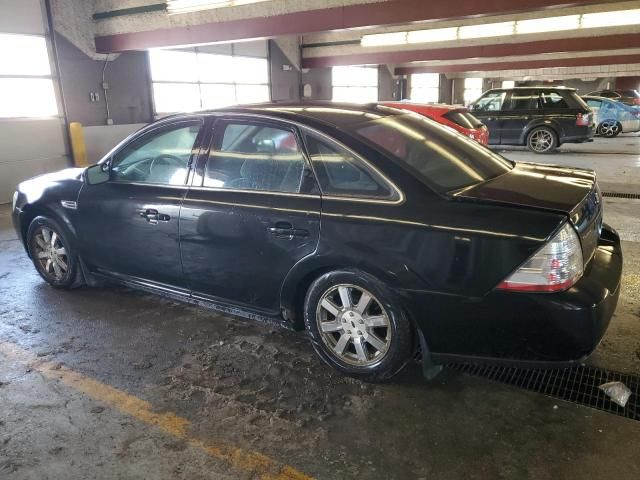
[381,102,489,145]
[586,89,640,106]
[469,87,594,153]
[582,95,640,137]
[12,103,622,381]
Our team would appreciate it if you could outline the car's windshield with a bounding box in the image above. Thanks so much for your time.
[351,114,513,194]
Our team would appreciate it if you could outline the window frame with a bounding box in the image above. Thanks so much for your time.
[0,32,59,119]
[148,48,272,116]
[195,116,318,196]
[107,117,205,187]
[331,65,379,104]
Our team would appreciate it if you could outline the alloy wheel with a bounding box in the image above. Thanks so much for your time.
[316,284,392,366]
[599,121,620,137]
[529,129,554,153]
[33,226,68,281]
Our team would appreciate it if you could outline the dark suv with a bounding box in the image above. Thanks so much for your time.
[470,87,594,153]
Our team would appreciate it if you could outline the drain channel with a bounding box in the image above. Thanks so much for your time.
[451,364,639,421]
[602,192,640,199]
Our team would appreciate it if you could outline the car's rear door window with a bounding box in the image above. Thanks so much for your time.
[204,121,307,193]
[442,110,484,129]
[353,114,513,194]
[505,90,539,111]
[302,130,399,200]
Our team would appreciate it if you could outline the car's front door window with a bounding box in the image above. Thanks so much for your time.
[111,121,202,185]
[472,92,506,112]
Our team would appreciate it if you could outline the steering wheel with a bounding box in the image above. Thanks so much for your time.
[149,154,184,176]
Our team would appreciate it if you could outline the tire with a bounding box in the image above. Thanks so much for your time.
[526,126,558,153]
[303,269,413,382]
[597,120,622,137]
[27,216,81,289]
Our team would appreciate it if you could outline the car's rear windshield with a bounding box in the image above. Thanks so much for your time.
[442,110,484,129]
[352,114,513,194]
[620,89,640,97]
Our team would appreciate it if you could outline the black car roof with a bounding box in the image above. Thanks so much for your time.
[161,102,402,130]
[487,86,577,92]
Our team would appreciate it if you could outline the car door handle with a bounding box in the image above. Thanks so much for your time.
[138,209,170,224]
[268,222,309,239]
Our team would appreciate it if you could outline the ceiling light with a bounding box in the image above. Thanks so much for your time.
[361,32,407,47]
[581,9,640,28]
[516,14,580,34]
[407,27,457,44]
[459,21,515,39]
[167,0,271,14]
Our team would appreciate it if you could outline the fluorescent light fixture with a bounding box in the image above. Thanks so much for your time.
[407,27,457,44]
[459,21,514,39]
[502,80,515,88]
[167,0,271,14]
[361,32,407,47]
[516,14,580,34]
[581,9,640,28]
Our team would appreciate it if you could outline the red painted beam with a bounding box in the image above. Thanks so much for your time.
[95,0,611,53]
[302,33,640,68]
[394,54,640,75]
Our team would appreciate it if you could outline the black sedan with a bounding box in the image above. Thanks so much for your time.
[12,103,622,381]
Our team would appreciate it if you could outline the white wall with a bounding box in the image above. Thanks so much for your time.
[0,0,70,203]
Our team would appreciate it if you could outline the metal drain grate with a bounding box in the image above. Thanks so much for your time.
[602,192,640,199]
[451,364,639,421]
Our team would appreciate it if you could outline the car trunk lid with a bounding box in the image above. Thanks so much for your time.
[453,162,602,261]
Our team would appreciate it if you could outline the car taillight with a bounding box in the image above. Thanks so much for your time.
[496,222,583,293]
[576,113,590,126]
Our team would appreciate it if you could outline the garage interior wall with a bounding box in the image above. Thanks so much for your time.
[55,33,153,127]
[0,0,69,204]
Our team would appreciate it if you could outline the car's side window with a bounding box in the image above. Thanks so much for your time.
[505,90,538,111]
[203,122,306,193]
[540,92,569,109]
[111,121,201,185]
[472,92,506,112]
[303,130,398,200]
[586,99,602,110]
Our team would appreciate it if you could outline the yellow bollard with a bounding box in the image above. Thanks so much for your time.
[69,122,88,167]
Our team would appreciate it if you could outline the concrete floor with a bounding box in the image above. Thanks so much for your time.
[1,135,640,479]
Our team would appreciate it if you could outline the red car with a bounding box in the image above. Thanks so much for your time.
[382,102,489,145]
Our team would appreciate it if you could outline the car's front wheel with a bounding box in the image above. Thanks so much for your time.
[304,269,413,382]
[597,120,621,137]
[527,126,558,153]
[27,216,80,289]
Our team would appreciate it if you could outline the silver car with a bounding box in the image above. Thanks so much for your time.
[583,95,640,137]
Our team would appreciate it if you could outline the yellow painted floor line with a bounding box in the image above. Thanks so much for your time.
[0,341,313,480]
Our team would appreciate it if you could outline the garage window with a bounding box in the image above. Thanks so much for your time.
[410,73,439,103]
[0,33,58,118]
[332,66,378,103]
[463,78,484,105]
[149,48,270,114]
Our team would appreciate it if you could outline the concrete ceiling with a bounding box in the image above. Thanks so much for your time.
[53,0,640,79]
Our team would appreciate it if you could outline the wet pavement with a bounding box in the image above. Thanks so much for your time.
[1,135,640,479]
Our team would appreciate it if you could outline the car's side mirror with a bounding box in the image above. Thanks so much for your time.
[85,162,110,185]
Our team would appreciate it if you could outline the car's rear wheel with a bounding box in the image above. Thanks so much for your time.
[527,126,557,153]
[304,269,413,382]
[27,216,80,289]
[597,120,621,137]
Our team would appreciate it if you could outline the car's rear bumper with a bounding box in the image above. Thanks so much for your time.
[406,224,622,364]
